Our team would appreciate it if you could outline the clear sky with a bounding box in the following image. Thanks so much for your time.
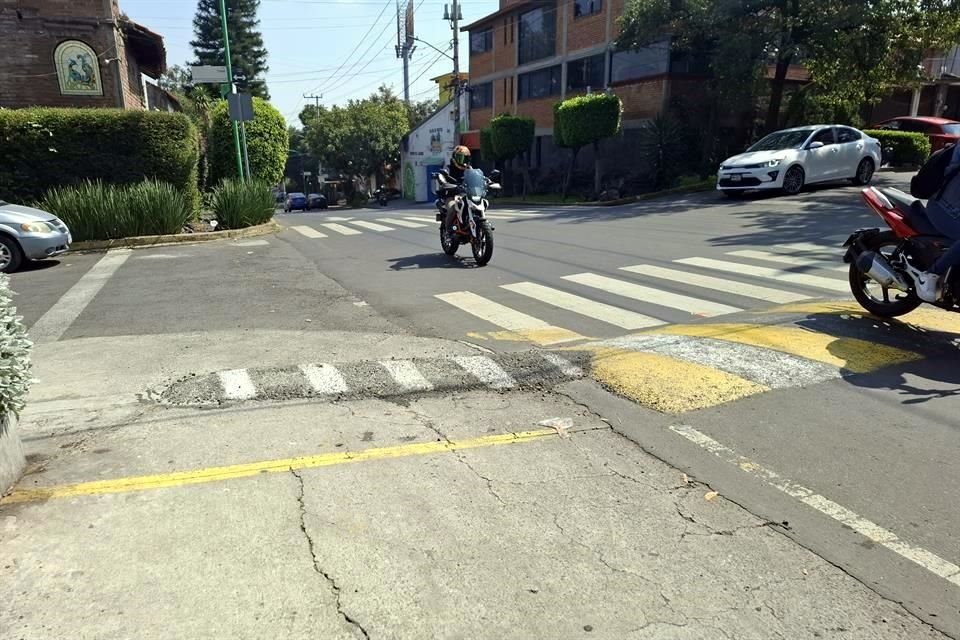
[120,0,498,125]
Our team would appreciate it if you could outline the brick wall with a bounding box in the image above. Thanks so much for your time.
[614,78,667,120]
[494,16,516,71]
[494,75,515,114]
[516,96,557,127]
[610,0,626,39]
[566,11,606,54]
[470,107,493,129]
[0,1,148,109]
[470,50,493,78]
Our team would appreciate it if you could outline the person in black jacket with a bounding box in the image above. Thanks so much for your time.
[441,145,472,234]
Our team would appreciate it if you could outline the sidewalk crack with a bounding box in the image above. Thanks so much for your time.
[291,469,371,640]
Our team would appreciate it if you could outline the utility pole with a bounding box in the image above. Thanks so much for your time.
[303,93,323,121]
[396,0,416,105]
[444,0,463,132]
[218,0,244,180]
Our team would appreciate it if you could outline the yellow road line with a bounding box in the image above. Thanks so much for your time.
[1,429,559,505]
[649,323,921,374]
[588,346,767,413]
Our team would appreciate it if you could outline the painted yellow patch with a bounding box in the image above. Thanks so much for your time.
[763,300,960,337]
[650,323,921,374]
[589,346,767,413]
[1,429,559,505]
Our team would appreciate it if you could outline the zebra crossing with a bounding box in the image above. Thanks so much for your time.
[435,239,852,345]
[283,210,547,240]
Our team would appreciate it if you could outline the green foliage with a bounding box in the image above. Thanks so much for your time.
[637,115,689,190]
[783,86,863,128]
[0,108,199,210]
[210,179,275,228]
[191,0,270,98]
[863,130,931,167]
[209,97,288,185]
[303,86,408,180]
[556,93,623,149]
[41,180,193,241]
[489,114,535,161]
[407,98,439,129]
[479,127,496,163]
[0,273,32,416]
[552,103,567,148]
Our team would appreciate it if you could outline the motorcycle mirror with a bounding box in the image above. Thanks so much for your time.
[489,170,502,181]
[488,183,502,191]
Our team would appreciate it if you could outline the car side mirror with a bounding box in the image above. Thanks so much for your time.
[807,141,824,150]
[489,170,502,182]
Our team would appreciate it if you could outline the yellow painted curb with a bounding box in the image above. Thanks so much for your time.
[761,300,960,337]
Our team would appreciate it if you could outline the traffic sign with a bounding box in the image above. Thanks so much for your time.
[190,65,228,84]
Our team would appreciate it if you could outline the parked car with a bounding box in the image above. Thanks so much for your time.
[0,200,72,273]
[716,125,882,197]
[306,193,327,210]
[872,116,960,154]
[285,192,308,212]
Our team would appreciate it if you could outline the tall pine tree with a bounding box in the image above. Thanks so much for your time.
[191,0,270,99]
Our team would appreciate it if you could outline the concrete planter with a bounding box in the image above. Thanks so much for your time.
[0,411,25,495]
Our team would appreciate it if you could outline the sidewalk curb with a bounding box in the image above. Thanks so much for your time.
[68,220,280,253]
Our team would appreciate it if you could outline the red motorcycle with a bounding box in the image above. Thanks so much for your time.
[844,187,958,316]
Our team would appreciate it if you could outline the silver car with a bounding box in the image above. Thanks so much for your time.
[0,201,72,273]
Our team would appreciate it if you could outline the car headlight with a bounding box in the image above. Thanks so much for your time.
[20,221,54,233]
[766,159,782,167]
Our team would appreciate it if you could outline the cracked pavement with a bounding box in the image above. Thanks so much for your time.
[4,379,943,639]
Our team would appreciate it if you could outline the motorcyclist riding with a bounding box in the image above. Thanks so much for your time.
[915,143,960,302]
[442,145,472,236]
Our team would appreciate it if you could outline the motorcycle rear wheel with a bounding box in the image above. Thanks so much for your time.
[849,231,922,317]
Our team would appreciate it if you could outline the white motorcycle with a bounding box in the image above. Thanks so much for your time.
[434,169,501,266]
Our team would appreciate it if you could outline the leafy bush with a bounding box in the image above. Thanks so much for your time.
[0,274,32,416]
[489,115,535,161]
[41,180,193,241]
[637,115,690,190]
[479,127,496,164]
[208,98,289,186]
[0,108,199,211]
[556,93,623,149]
[862,130,931,167]
[210,179,275,229]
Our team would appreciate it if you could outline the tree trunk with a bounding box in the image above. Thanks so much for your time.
[562,147,579,200]
[521,152,532,199]
[593,141,602,198]
[765,52,793,134]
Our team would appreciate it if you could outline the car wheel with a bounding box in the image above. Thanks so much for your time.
[782,166,805,195]
[852,158,875,185]
[0,235,24,273]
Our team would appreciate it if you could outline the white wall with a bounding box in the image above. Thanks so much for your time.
[401,94,468,202]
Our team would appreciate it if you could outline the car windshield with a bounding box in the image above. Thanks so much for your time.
[463,169,486,199]
[290,193,305,198]
[941,124,960,135]
[748,129,814,152]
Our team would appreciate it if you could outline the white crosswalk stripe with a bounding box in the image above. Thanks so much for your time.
[378,218,426,228]
[453,356,517,389]
[621,264,807,304]
[291,225,327,239]
[727,249,847,272]
[300,363,349,394]
[350,220,395,232]
[774,242,840,255]
[404,216,437,223]
[379,360,434,391]
[322,223,362,236]
[219,369,257,401]
[436,291,554,331]
[676,257,849,292]
[501,281,664,329]
[563,273,742,317]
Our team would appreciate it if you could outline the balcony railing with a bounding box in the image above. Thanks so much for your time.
[923,46,960,80]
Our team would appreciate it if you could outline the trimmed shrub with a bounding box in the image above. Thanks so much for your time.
[210,179,275,229]
[862,130,931,167]
[0,273,32,416]
[208,98,288,186]
[489,114,535,162]
[40,180,194,241]
[0,108,199,211]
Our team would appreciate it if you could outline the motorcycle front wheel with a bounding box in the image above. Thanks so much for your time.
[849,230,922,317]
[471,224,494,266]
[440,222,459,256]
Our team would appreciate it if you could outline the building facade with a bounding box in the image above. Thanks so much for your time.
[401,93,469,202]
[0,0,168,111]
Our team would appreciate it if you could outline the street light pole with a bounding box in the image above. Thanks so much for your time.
[218,0,244,180]
[444,0,463,133]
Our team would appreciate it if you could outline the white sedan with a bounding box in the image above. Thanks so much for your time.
[716,125,882,197]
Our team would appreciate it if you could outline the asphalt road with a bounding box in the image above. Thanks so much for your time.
[5,172,960,638]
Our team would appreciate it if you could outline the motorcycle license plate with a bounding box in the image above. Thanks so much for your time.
[730,174,742,182]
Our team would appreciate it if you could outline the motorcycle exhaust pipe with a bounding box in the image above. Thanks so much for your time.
[856,251,910,290]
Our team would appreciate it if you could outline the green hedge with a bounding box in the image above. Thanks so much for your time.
[862,130,931,167]
[0,108,199,210]
[0,273,32,416]
[210,179,275,229]
[208,97,288,186]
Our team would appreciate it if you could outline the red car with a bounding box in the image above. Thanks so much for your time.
[873,116,960,153]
